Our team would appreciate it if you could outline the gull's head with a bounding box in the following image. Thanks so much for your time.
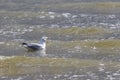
[40,36,48,44]
[42,36,48,41]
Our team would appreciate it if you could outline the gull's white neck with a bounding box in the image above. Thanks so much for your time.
[41,42,46,50]
[40,37,47,50]
[40,39,46,49]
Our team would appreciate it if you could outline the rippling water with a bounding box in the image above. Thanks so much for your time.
[0,9,120,80]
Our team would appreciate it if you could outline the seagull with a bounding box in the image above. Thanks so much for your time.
[21,36,48,51]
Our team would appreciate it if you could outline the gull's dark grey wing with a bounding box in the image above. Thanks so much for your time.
[27,44,42,51]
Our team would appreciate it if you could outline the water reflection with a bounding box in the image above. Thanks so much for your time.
[24,49,46,57]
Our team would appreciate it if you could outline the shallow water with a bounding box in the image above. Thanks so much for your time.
[0,2,120,79]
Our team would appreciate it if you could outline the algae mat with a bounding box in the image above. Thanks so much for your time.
[0,56,119,76]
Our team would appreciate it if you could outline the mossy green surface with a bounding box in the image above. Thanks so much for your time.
[0,2,120,17]
[57,27,107,35]
[84,39,120,48]
[23,27,111,39]
[48,39,120,49]
[0,56,119,76]
[0,10,52,18]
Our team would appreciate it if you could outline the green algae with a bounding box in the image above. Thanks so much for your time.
[57,27,107,35]
[23,27,111,40]
[44,27,109,35]
[38,2,120,13]
[48,39,120,49]
[84,39,120,48]
[0,56,119,76]
[0,10,55,19]
[95,2,120,8]
[47,39,120,56]
[0,2,120,16]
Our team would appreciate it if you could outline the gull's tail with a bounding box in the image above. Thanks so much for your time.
[21,42,28,47]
